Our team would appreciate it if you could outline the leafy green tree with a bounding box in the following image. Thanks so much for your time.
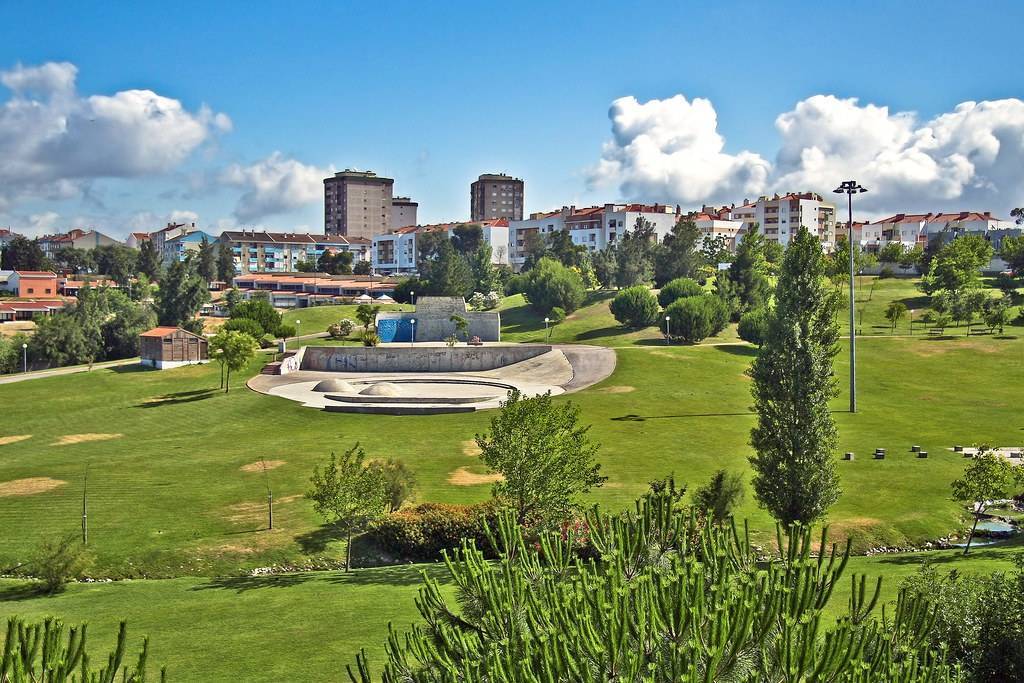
[591,247,617,288]
[922,235,994,295]
[884,300,907,333]
[615,218,656,287]
[449,313,469,340]
[231,298,282,335]
[878,241,908,264]
[138,239,163,281]
[762,238,783,266]
[1,617,162,681]
[468,244,500,294]
[421,241,474,297]
[475,389,604,525]
[664,294,728,343]
[520,231,548,270]
[545,229,587,269]
[306,443,388,571]
[91,244,138,287]
[156,257,209,328]
[222,317,264,339]
[318,249,354,275]
[0,333,30,374]
[100,290,157,358]
[657,276,703,307]
[1000,233,1024,277]
[217,240,236,282]
[31,534,90,594]
[949,288,987,333]
[748,226,841,526]
[223,286,242,313]
[609,285,659,329]
[983,295,1012,333]
[51,247,93,274]
[522,257,585,314]
[692,469,745,525]
[951,447,1024,554]
[717,230,771,320]
[391,277,423,304]
[366,458,416,513]
[353,260,372,275]
[209,329,259,393]
[197,236,217,283]
[450,223,483,254]
[653,218,703,286]
[0,235,48,270]
[737,305,771,346]
[30,306,99,368]
[355,304,380,331]
[352,488,955,683]
[700,233,732,266]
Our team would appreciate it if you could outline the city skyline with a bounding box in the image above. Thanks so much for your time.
[1,1,1022,238]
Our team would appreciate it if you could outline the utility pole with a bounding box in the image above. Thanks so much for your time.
[81,463,89,545]
[261,459,273,530]
[833,180,868,413]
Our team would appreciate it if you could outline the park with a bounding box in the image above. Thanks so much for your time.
[1,254,1023,679]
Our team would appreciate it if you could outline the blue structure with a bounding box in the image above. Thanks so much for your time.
[377,318,414,343]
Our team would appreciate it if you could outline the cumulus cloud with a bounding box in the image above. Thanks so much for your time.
[0,61,231,208]
[590,93,1024,215]
[587,95,771,205]
[220,152,330,222]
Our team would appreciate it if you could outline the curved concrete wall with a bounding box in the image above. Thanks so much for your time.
[300,345,552,373]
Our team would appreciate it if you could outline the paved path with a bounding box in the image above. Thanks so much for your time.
[554,344,617,392]
[0,357,138,385]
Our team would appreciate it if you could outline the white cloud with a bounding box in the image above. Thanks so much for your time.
[590,93,1024,216]
[220,152,330,222]
[587,95,771,205]
[0,61,231,208]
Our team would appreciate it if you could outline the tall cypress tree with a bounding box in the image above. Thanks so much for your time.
[748,226,840,525]
[717,229,771,320]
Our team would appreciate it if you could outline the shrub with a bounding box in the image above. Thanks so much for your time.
[657,277,704,307]
[609,286,659,329]
[328,318,356,339]
[522,258,585,314]
[548,307,566,324]
[231,298,282,334]
[361,331,380,347]
[274,323,297,339]
[369,502,501,561]
[504,272,530,296]
[33,534,90,594]
[392,277,424,304]
[222,317,265,337]
[665,295,728,343]
[878,265,896,279]
[366,459,416,512]
[737,306,771,346]
[469,291,502,310]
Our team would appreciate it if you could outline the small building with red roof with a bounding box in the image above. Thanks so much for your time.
[139,326,209,370]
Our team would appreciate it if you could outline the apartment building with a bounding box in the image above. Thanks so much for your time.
[324,170,394,239]
[163,230,217,264]
[860,211,1014,251]
[687,207,745,250]
[470,173,524,221]
[37,229,122,259]
[729,193,836,248]
[125,232,151,249]
[372,219,510,275]
[0,229,22,249]
[220,230,371,275]
[149,222,199,260]
[508,209,568,267]
[390,196,418,230]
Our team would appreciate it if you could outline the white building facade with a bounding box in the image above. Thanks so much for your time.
[861,212,1014,251]
[372,219,510,275]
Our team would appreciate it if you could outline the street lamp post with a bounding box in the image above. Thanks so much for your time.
[833,180,868,413]
[293,319,300,350]
[410,319,416,347]
[543,317,550,341]
[410,290,415,308]
[22,343,27,373]
[664,316,671,345]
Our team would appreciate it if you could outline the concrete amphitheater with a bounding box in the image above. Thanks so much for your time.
[247,343,616,415]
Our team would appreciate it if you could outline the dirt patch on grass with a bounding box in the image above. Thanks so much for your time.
[51,433,122,446]
[909,339,1006,357]
[648,350,689,360]
[448,467,503,486]
[225,494,303,524]
[826,517,883,537]
[461,440,482,457]
[239,460,286,473]
[0,477,67,497]
[594,385,635,394]
[0,435,32,446]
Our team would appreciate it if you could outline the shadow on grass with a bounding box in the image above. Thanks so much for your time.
[135,388,218,408]
[109,364,154,374]
[0,582,47,602]
[713,344,758,357]
[869,537,1024,567]
[294,524,348,554]
[190,563,449,594]
[612,412,751,421]
[576,326,626,341]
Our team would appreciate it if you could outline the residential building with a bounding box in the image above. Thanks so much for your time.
[163,230,217,264]
[390,196,418,230]
[508,204,683,270]
[471,173,524,221]
[0,270,59,297]
[729,193,837,248]
[0,299,66,322]
[125,232,151,249]
[687,207,745,250]
[139,327,209,370]
[324,170,394,239]
[149,222,199,259]
[37,229,122,259]
[0,229,22,249]
[860,211,1014,251]
[372,219,510,275]
[219,230,371,275]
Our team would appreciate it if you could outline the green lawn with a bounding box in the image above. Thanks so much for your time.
[282,303,406,335]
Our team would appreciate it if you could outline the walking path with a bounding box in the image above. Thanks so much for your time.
[0,357,138,385]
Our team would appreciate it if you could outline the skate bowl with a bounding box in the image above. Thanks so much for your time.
[248,344,617,415]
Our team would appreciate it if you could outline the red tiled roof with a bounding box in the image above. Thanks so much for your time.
[14,270,57,277]
[140,326,188,338]
[870,211,1002,225]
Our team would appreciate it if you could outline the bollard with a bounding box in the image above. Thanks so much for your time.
[954,445,964,452]
[843,452,854,461]
[918,451,928,458]
[911,445,920,452]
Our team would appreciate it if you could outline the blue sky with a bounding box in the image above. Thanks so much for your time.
[1,0,1022,237]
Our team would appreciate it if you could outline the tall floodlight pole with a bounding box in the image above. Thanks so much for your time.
[833,180,868,413]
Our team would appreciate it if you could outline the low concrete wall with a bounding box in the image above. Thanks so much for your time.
[300,345,551,373]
